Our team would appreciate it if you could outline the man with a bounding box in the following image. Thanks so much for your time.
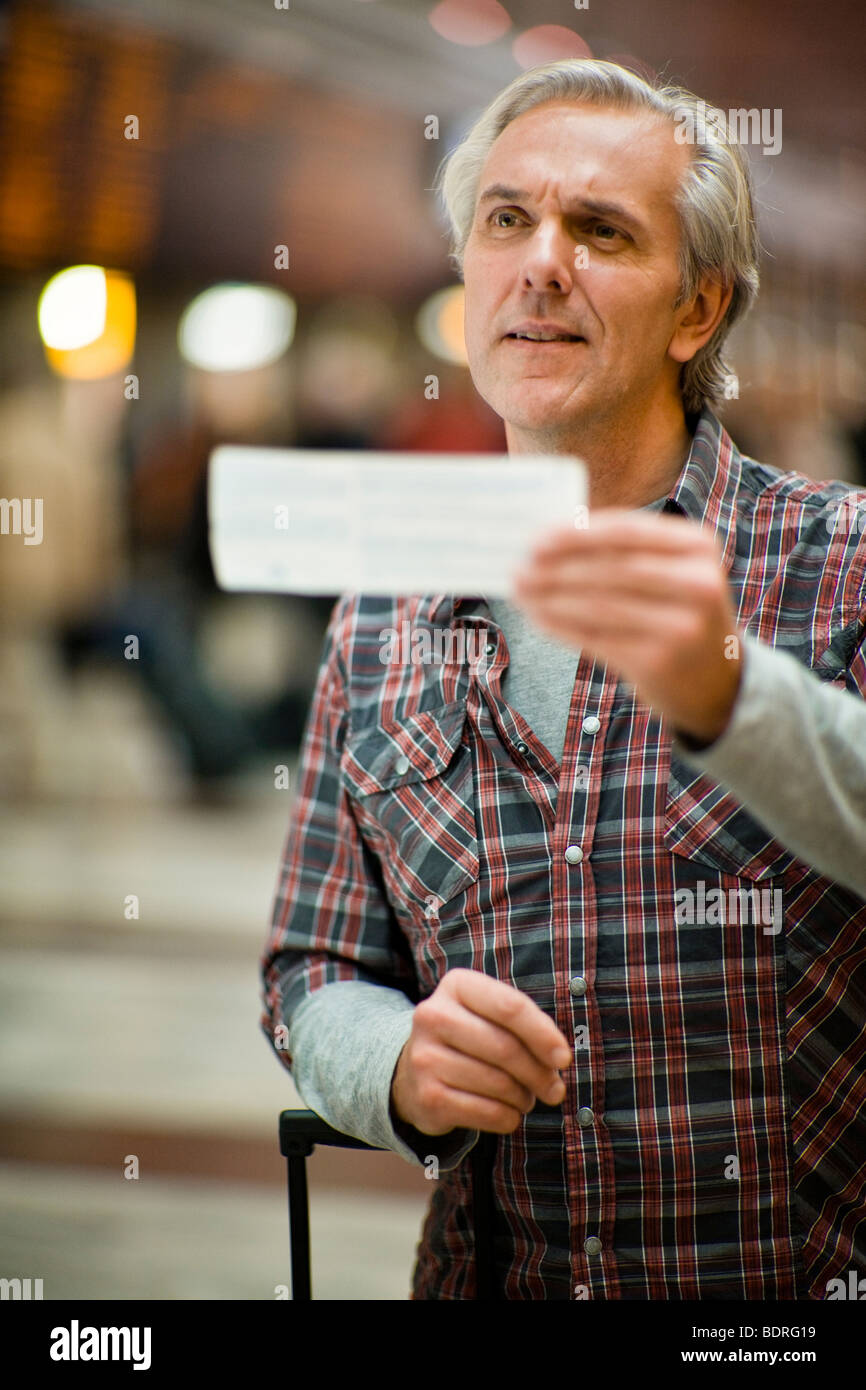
[260,59,866,1299]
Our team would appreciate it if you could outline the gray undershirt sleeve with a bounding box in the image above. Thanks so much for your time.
[287,979,479,1169]
[671,631,866,896]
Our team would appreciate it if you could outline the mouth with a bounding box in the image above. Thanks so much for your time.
[504,331,585,345]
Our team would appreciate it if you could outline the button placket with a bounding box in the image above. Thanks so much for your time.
[559,670,613,1298]
[564,775,600,1284]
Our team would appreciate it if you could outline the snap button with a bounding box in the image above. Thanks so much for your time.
[394,755,410,776]
[577,1107,594,1127]
[582,715,601,735]
[584,1236,603,1255]
[564,844,584,864]
[569,976,587,997]
[515,741,528,755]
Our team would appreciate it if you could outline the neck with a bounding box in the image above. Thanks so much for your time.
[505,393,694,509]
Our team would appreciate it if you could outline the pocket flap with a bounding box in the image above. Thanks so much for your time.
[664,751,796,881]
[341,700,469,797]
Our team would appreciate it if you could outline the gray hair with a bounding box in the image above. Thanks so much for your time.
[434,59,761,415]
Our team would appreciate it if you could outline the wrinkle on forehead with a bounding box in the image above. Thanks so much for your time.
[480,101,689,231]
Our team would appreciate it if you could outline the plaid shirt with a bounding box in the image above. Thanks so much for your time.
[261,406,866,1300]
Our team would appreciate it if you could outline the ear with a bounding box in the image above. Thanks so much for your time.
[668,275,734,364]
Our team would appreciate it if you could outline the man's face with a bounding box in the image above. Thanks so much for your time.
[461,100,693,438]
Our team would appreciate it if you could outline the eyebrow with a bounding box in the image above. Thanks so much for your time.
[476,184,645,235]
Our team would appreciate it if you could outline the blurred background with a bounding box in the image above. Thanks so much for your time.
[0,0,864,1300]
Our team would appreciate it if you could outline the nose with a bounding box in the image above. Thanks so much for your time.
[520,218,576,296]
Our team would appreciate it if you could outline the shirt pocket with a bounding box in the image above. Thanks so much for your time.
[663,637,852,882]
[663,748,797,882]
[339,699,479,914]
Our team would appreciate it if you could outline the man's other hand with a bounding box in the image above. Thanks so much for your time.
[391,968,573,1137]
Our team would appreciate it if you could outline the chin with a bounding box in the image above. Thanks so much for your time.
[499,386,586,434]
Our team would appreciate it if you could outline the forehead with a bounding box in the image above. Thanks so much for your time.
[477,100,689,225]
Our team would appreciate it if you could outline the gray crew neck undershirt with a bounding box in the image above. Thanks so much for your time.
[462,494,669,766]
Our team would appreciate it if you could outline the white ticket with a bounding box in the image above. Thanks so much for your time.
[208,446,587,596]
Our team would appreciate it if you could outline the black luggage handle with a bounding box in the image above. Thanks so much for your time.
[279,1110,497,1300]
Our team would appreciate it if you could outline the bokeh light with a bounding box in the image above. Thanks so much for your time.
[513,25,593,69]
[38,265,136,379]
[415,284,467,365]
[38,265,107,350]
[429,0,511,47]
[178,283,296,373]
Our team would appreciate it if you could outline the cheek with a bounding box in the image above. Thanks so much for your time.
[462,289,493,363]
[595,299,670,368]
[461,310,484,367]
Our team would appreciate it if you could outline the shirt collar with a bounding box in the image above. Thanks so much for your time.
[425,406,743,626]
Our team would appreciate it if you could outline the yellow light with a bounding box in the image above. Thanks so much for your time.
[39,266,136,380]
[415,285,467,365]
[38,265,107,349]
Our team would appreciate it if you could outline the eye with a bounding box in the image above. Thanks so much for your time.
[593,222,620,240]
[488,209,523,228]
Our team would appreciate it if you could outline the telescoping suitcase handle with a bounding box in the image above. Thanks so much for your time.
[278,1109,497,1300]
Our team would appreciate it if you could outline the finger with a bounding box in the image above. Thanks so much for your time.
[428,1086,529,1135]
[433,1044,542,1112]
[449,970,572,1070]
[518,592,680,642]
[527,512,715,561]
[514,556,717,606]
[519,534,720,582]
[433,1005,570,1102]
